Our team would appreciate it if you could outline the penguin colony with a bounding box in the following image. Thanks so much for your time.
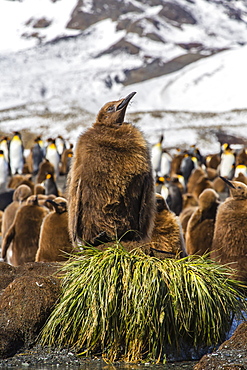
[0,95,247,286]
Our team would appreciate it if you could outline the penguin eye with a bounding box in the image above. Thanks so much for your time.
[107,105,115,112]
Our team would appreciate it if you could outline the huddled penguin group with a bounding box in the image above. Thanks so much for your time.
[1,94,247,286]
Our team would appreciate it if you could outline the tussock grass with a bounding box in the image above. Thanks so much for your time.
[40,243,247,363]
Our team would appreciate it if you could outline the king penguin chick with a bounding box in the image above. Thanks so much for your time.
[60,144,73,176]
[1,184,32,239]
[9,132,24,175]
[67,92,156,247]
[179,193,198,241]
[1,195,49,266]
[211,177,247,283]
[185,188,220,255]
[150,193,186,259]
[36,197,73,262]
[1,184,32,262]
[36,159,55,184]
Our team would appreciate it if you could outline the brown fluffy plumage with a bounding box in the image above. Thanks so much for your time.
[8,174,34,193]
[186,167,205,194]
[192,174,214,199]
[150,193,186,259]
[185,188,220,255]
[36,197,73,262]
[1,185,32,242]
[205,153,221,169]
[1,197,49,266]
[211,178,247,282]
[36,159,55,184]
[212,176,227,193]
[67,92,156,246]
[60,145,73,176]
[179,193,198,240]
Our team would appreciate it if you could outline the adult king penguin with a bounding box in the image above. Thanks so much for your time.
[9,132,24,175]
[67,92,156,247]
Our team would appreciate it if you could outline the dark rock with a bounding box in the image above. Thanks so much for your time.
[0,261,61,296]
[146,32,164,42]
[97,38,141,57]
[122,53,207,86]
[0,261,61,358]
[0,263,16,295]
[33,17,52,29]
[219,322,247,351]
[158,2,197,25]
[194,322,247,370]
[0,274,61,359]
[66,0,141,30]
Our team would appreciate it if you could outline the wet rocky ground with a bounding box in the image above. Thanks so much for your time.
[0,345,197,369]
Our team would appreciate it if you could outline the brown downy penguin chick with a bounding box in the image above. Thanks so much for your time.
[205,153,221,169]
[192,174,214,199]
[1,184,32,240]
[186,167,205,194]
[60,144,73,176]
[36,159,55,184]
[34,183,45,195]
[236,148,247,166]
[233,172,247,185]
[149,193,186,259]
[170,150,185,176]
[35,197,73,262]
[26,194,56,210]
[1,185,32,265]
[1,196,49,266]
[67,92,156,247]
[185,188,220,255]
[206,167,218,181]
[212,175,227,194]
[211,177,247,283]
[0,210,3,236]
[8,174,34,193]
[179,193,198,241]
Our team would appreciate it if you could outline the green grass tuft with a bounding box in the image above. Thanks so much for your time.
[39,243,247,363]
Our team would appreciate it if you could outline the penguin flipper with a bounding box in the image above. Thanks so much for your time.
[1,224,15,259]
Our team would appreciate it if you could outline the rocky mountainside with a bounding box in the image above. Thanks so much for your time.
[15,0,247,86]
[69,0,247,85]
[1,0,247,151]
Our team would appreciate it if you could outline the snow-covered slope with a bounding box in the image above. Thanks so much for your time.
[0,0,247,152]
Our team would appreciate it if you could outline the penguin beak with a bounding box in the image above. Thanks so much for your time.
[219,176,236,189]
[117,92,136,111]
